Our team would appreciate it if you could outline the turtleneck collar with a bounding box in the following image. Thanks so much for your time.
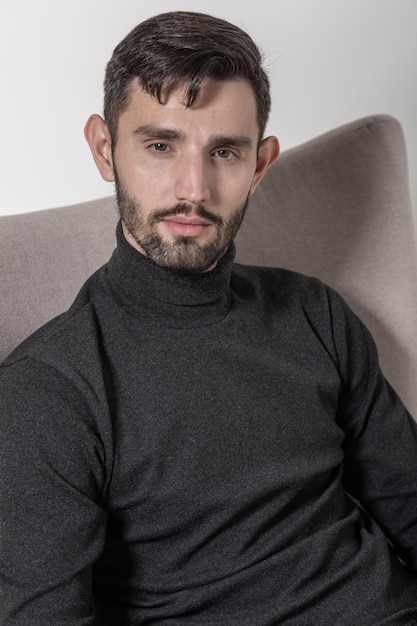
[104,222,234,327]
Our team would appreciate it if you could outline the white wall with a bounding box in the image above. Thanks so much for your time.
[0,0,416,230]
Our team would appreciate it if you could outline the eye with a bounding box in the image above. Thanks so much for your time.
[213,148,238,160]
[151,142,169,152]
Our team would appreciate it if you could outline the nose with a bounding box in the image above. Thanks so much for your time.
[174,153,211,205]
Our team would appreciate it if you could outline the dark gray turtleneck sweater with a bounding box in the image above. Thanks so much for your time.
[1,223,417,625]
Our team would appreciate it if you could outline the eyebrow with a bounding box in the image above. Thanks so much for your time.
[133,124,254,149]
[133,125,185,142]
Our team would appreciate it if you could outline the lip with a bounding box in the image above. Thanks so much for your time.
[161,215,211,237]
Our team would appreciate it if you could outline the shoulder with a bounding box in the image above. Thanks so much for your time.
[230,262,369,361]
[1,267,113,461]
[0,267,111,416]
[0,302,107,424]
[231,261,335,312]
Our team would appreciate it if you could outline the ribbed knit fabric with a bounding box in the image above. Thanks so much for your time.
[1,223,417,625]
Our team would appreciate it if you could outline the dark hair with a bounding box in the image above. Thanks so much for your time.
[104,11,271,142]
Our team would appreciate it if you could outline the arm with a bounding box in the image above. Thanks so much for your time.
[0,357,108,625]
[328,288,417,570]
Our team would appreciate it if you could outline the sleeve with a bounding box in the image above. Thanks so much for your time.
[327,288,417,570]
[0,357,108,625]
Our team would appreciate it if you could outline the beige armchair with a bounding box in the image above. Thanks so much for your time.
[1,114,416,417]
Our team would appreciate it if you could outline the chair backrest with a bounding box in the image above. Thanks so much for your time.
[1,114,416,417]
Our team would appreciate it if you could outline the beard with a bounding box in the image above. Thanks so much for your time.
[115,176,249,273]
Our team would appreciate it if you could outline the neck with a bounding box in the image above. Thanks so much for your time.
[104,221,235,327]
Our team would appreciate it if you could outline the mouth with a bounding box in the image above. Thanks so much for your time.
[160,215,212,237]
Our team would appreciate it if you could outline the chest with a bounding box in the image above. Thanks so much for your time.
[102,309,344,517]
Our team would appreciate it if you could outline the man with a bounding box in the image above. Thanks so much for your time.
[1,10,417,625]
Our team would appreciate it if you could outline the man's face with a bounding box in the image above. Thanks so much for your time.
[89,78,278,272]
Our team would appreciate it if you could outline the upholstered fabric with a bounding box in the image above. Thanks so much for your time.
[0,197,118,361]
[1,114,416,416]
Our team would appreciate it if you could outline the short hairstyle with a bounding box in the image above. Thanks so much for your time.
[104,11,271,142]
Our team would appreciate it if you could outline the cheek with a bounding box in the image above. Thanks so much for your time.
[217,168,255,204]
[117,159,171,202]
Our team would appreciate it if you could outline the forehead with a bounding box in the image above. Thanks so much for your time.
[118,78,259,139]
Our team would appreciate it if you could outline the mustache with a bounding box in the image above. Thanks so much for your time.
[150,204,223,227]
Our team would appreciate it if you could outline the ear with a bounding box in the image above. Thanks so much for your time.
[249,135,280,196]
[84,114,115,182]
